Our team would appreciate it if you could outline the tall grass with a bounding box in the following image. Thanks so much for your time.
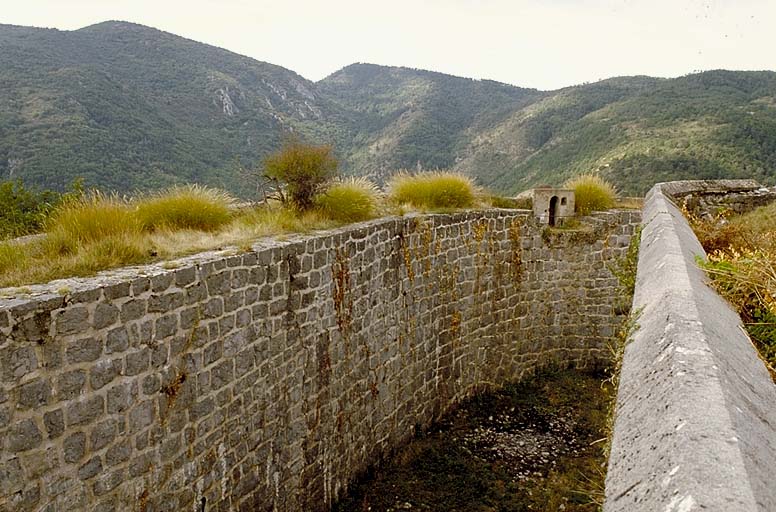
[690,201,776,374]
[0,172,492,289]
[315,177,379,222]
[237,205,337,235]
[387,171,476,210]
[45,192,137,248]
[565,174,616,215]
[0,242,26,276]
[43,192,139,257]
[135,185,233,232]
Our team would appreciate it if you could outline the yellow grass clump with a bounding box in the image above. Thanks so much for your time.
[387,171,476,210]
[315,177,379,223]
[44,192,138,253]
[564,174,617,215]
[134,185,233,233]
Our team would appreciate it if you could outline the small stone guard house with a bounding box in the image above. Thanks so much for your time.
[527,188,575,226]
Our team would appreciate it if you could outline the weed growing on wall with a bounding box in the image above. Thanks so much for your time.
[608,226,641,298]
[598,229,642,501]
[700,250,776,375]
[262,138,338,211]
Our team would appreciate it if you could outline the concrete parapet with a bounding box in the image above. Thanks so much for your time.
[604,182,776,511]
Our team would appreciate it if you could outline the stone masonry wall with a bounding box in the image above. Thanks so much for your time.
[0,209,639,512]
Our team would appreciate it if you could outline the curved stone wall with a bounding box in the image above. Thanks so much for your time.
[604,182,776,511]
[0,209,639,512]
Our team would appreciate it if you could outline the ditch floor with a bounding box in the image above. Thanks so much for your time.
[333,369,612,512]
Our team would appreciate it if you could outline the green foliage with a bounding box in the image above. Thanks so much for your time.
[565,174,616,215]
[318,63,540,183]
[387,171,476,209]
[487,195,532,209]
[0,22,347,198]
[608,227,641,298]
[0,180,61,239]
[314,177,379,223]
[486,71,776,196]
[263,140,339,211]
[134,185,233,232]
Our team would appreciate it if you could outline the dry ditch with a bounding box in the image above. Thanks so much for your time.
[333,369,611,512]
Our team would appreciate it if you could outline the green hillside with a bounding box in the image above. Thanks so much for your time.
[1,21,776,197]
[455,71,776,195]
[0,21,351,196]
[317,63,543,183]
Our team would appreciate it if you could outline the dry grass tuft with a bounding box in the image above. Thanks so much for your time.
[387,171,476,210]
[45,192,138,254]
[315,177,379,223]
[689,201,776,373]
[564,174,617,215]
[134,185,233,232]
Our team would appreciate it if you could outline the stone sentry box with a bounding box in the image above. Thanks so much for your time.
[531,188,575,226]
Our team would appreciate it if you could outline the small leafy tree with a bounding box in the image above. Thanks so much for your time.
[0,179,74,239]
[262,139,338,211]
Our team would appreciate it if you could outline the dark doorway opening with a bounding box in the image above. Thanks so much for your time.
[549,196,559,226]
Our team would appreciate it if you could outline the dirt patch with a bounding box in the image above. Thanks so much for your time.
[333,370,611,512]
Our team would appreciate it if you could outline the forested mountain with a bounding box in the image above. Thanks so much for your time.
[465,71,776,195]
[0,21,352,195]
[2,21,776,197]
[317,63,543,184]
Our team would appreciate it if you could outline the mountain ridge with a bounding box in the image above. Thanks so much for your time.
[2,21,775,197]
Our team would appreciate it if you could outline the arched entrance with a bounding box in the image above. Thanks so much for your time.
[549,196,559,226]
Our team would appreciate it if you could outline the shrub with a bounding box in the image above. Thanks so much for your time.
[488,195,532,209]
[315,177,379,223]
[263,139,338,211]
[387,171,475,209]
[0,180,61,239]
[134,185,233,232]
[564,174,616,215]
[44,192,137,254]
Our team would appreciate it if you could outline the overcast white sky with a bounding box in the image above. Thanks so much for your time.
[3,0,774,90]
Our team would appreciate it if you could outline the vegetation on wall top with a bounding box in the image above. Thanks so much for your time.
[689,202,776,375]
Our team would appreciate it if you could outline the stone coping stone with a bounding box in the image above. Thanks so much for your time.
[604,182,776,511]
[0,209,531,306]
[657,179,762,198]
